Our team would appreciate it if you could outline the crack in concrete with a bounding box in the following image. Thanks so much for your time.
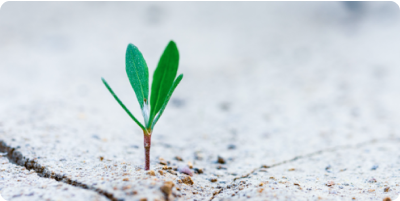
[2,137,396,201]
[0,140,122,201]
[210,137,394,200]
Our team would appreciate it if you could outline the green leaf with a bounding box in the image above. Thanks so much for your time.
[152,74,183,129]
[125,44,149,109]
[102,78,146,131]
[150,41,179,124]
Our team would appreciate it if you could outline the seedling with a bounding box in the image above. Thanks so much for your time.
[102,41,183,170]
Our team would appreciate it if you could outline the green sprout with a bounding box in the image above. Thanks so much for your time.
[102,41,183,170]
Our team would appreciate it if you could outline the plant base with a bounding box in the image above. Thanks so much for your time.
[144,133,152,170]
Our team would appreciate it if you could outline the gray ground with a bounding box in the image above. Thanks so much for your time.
[1,2,400,201]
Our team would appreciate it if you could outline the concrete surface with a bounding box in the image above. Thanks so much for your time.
[1,2,400,201]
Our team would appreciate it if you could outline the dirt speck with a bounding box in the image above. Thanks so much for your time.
[123,178,129,181]
[384,187,390,192]
[146,170,155,176]
[174,156,183,161]
[383,197,392,201]
[187,161,193,169]
[217,156,226,164]
[160,181,175,198]
[326,181,335,187]
[159,157,168,165]
[181,176,194,185]
[194,168,203,174]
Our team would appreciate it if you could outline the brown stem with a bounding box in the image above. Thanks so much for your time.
[144,132,152,170]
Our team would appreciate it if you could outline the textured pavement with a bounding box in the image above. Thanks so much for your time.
[1,2,400,201]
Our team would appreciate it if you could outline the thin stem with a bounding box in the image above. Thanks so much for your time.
[144,132,152,170]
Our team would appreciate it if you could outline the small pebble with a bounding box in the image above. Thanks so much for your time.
[210,178,218,182]
[181,176,194,185]
[146,170,155,176]
[193,168,203,174]
[217,156,226,164]
[160,181,175,197]
[383,197,392,201]
[326,181,335,187]
[174,156,183,161]
[159,159,168,165]
[384,187,390,192]
[123,178,129,181]
[187,161,193,169]
[178,165,193,176]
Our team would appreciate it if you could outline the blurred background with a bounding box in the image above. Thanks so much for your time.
[1,2,399,106]
[1,2,400,165]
